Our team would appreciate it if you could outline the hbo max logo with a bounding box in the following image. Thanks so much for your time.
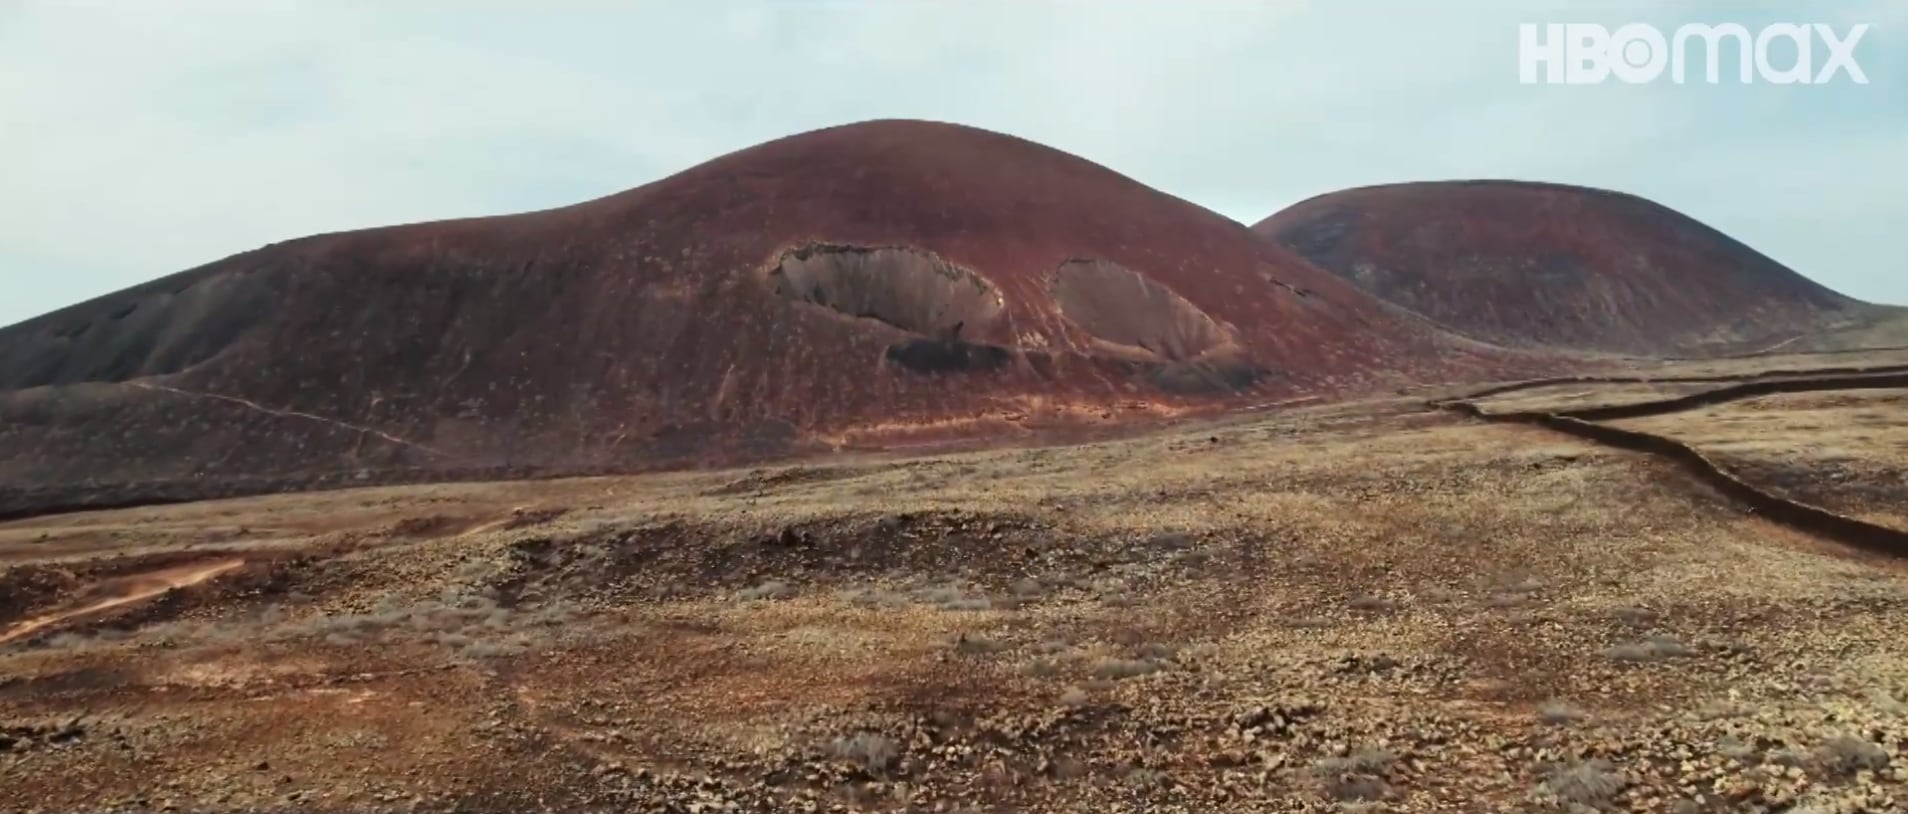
[1519,22,1871,85]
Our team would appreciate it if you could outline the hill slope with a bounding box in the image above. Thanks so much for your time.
[1254,180,1879,357]
[0,120,1521,516]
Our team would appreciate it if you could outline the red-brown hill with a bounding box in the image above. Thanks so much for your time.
[1254,180,1882,357]
[0,120,1529,517]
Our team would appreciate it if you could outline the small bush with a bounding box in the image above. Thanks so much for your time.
[1537,700,1582,726]
[43,632,90,650]
[1090,658,1162,680]
[736,580,796,602]
[1611,605,1661,627]
[1313,748,1394,777]
[457,636,531,660]
[830,732,900,774]
[1347,594,1398,613]
[1605,635,1693,662]
[1023,659,1063,678]
[1540,760,1626,806]
[951,634,1009,656]
[1033,638,1072,654]
[1312,750,1393,802]
[1058,686,1089,707]
[837,588,909,609]
[1134,642,1179,661]
[1766,747,1809,768]
[914,583,992,611]
[429,632,473,648]
[1323,776,1388,802]
[1814,734,1890,775]
[1716,735,1758,763]
[938,596,993,612]
[1124,767,1169,790]
[1485,592,1531,609]
[1500,575,1545,594]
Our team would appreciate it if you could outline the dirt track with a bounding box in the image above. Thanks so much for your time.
[1438,369,1908,557]
[0,558,244,644]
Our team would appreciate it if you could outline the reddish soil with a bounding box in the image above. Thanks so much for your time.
[1254,180,1879,357]
[0,120,1540,518]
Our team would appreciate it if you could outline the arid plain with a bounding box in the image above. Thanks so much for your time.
[5,348,1907,814]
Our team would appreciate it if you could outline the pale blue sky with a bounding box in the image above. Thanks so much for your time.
[1,0,1902,327]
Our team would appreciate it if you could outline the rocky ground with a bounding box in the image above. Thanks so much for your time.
[4,357,1908,813]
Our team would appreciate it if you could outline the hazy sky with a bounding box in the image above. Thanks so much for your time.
[2,0,1902,327]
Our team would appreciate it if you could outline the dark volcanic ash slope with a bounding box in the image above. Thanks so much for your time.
[1255,180,1879,357]
[0,120,1515,516]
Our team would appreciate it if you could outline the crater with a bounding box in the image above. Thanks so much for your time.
[768,244,1006,341]
[768,244,1017,375]
[1051,259,1263,394]
[1050,259,1233,362]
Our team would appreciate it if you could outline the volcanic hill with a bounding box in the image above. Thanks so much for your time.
[0,120,1518,517]
[1254,180,1889,357]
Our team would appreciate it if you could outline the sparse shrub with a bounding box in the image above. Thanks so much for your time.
[1323,776,1388,802]
[1090,657,1162,680]
[951,634,1008,656]
[1312,750,1394,802]
[43,632,89,650]
[1347,594,1398,613]
[1766,747,1808,768]
[1814,734,1890,775]
[938,596,993,611]
[1134,642,1179,661]
[457,637,530,660]
[1145,530,1194,550]
[1058,686,1089,707]
[736,580,796,602]
[837,588,909,609]
[1174,549,1213,567]
[1124,767,1169,790]
[1485,592,1530,609]
[522,603,576,628]
[433,632,474,648]
[1867,688,1908,714]
[1611,605,1661,627]
[1033,638,1072,654]
[1312,748,1394,777]
[914,582,993,611]
[1604,635,1693,662]
[1538,699,1583,726]
[1695,699,1749,721]
[1023,659,1062,678]
[1540,759,1626,806]
[1009,578,1045,600]
[1500,575,1545,594]
[1716,735,1758,763]
[1643,634,1691,656]
[830,731,900,774]
[1051,756,1089,779]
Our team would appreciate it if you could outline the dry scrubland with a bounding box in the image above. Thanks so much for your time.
[4,355,1908,813]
